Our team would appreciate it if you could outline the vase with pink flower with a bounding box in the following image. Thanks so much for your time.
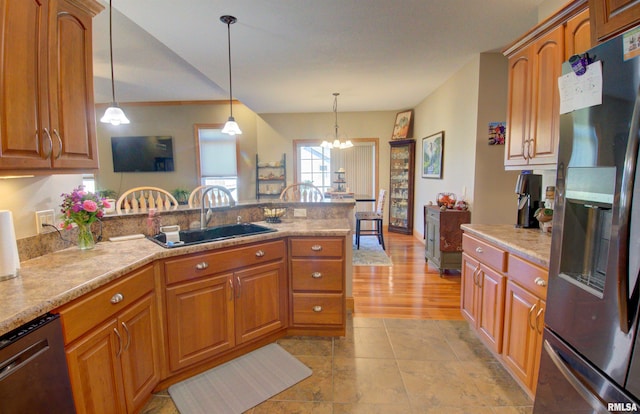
[60,186,110,250]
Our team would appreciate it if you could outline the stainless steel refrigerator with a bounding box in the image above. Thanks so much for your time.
[533,32,640,413]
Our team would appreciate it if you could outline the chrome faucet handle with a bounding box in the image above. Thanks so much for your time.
[237,215,242,224]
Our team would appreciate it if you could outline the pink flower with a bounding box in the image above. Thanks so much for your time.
[102,199,111,209]
[83,200,98,212]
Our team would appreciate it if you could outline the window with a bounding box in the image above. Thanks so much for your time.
[195,124,238,200]
[298,145,331,192]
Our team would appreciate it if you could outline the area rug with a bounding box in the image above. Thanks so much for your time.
[168,343,312,414]
[352,235,392,266]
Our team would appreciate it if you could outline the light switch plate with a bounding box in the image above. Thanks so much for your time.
[293,208,307,217]
[35,209,56,234]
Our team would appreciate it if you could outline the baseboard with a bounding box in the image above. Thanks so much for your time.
[346,296,354,312]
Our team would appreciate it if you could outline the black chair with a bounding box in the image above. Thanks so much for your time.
[355,189,386,250]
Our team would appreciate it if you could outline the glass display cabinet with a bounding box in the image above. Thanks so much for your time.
[388,139,415,234]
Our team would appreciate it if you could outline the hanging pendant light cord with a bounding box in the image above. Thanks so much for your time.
[333,93,339,140]
[223,16,235,117]
[108,0,116,104]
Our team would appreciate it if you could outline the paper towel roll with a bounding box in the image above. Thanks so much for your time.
[0,210,20,281]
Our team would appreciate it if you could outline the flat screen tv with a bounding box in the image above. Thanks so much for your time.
[111,136,175,172]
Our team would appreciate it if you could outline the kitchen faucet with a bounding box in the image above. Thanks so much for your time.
[199,186,236,229]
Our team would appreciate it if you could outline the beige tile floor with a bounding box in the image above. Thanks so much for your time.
[141,316,533,414]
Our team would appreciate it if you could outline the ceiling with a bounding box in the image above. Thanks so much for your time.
[92,0,546,114]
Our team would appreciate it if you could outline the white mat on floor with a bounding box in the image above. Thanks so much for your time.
[353,235,392,266]
[168,343,311,414]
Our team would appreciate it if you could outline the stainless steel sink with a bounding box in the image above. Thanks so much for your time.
[150,223,277,248]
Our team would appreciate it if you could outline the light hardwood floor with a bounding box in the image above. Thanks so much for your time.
[352,229,464,320]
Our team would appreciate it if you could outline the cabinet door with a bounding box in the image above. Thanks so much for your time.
[165,274,235,372]
[565,8,592,58]
[66,318,127,414]
[119,293,161,414]
[461,253,479,324]
[476,265,506,354]
[0,0,53,169]
[235,260,287,344]
[502,280,540,389]
[425,218,437,262]
[589,0,640,42]
[50,0,98,169]
[529,26,563,166]
[505,47,532,167]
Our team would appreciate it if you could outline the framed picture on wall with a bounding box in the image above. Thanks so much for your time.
[391,109,414,140]
[422,131,444,179]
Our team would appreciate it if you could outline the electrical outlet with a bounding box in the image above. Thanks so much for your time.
[293,208,307,217]
[35,209,56,234]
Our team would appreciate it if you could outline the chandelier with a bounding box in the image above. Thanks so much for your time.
[321,93,352,149]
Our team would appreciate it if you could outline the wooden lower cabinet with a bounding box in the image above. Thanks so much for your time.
[59,264,161,414]
[163,240,287,374]
[461,253,506,353]
[502,283,546,395]
[288,237,346,335]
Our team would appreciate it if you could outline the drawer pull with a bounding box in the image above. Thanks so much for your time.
[110,293,124,304]
[255,250,265,257]
[475,247,483,254]
[534,277,547,287]
[311,272,322,279]
[312,305,323,312]
[311,245,323,251]
[196,262,209,270]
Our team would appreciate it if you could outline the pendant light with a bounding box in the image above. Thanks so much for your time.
[100,0,130,126]
[220,15,242,136]
[321,93,353,149]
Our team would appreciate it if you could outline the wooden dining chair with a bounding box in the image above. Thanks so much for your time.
[355,189,386,250]
[188,185,236,208]
[279,183,324,202]
[115,187,179,214]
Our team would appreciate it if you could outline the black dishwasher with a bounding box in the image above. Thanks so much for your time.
[0,313,75,413]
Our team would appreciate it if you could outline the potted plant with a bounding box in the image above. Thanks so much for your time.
[172,188,190,205]
[97,189,118,213]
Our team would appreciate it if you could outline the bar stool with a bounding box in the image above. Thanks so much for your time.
[355,189,386,250]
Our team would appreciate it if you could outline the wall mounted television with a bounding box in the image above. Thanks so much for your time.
[111,136,175,172]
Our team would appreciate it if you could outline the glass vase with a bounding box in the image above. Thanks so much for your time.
[77,223,95,250]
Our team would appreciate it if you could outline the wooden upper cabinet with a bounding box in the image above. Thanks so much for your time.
[565,8,593,56]
[50,0,99,169]
[0,0,54,169]
[589,0,640,42]
[504,0,588,170]
[0,0,101,173]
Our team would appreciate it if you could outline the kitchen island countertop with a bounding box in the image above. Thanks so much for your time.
[461,224,551,268]
[0,219,350,336]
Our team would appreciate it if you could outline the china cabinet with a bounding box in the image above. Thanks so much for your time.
[388,139,415,234]
[256,154,286,199]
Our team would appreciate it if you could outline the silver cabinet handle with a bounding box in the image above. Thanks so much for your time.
[42,128,53,159]
[110,293,124,304]
[114,328,123,357]
[311,245,322,251]
[52,128,62,159]
[312,305,322,312]
[255,250,265,257]
[121,322,131,351]
[228,279,234,301]
[534,277,547,287]
[196,262,209,270]
[475,247,483,254]
[535,307,544,334]
[311,272,322,279]
[236,276,241,298]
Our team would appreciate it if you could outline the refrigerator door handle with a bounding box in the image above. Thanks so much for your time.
[543,339,610,414]
[617,87,640,333]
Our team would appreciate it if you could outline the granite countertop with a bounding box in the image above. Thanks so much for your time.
[460,224,551,268]
[0,219,351,337]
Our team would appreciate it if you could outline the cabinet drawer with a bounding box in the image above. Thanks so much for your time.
[57,264,155,344]
[462,234,507,272]
[508,254,548,299]
[164,240,285,285]
[290,237,343,258]
[291,259,343,292]
[292,293,344,325]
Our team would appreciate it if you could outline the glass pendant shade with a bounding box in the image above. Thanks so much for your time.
[100,104,130,126]
[221,116,242,135]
